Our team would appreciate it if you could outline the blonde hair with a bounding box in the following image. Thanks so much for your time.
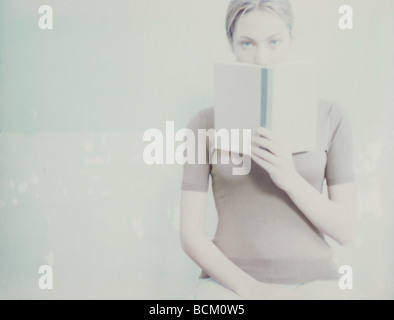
[226,0,294,42]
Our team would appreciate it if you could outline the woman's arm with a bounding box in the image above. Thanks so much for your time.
[180,190,257,297]
[180,190,296,299]
[284,180,356,245]
[251,127,357,245]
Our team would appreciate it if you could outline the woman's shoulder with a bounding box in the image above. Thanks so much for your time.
[186,106,214,131]
[317,98,351,128]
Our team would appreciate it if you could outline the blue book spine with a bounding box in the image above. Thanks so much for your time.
[260,68,273,129]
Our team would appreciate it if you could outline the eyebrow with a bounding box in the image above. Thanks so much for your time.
[239,33,283,41]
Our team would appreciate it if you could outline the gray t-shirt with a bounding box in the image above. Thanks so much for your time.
[181,99,355,285]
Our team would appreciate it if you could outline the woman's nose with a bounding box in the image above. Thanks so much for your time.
[254,47,271,66]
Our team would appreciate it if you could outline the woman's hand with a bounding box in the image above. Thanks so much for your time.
[251,127,357,245]
[251,127,301,193]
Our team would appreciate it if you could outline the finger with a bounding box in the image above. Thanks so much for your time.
[251,136,280,156]
[251,146,278,165]
[251,153,275,174]
[256,127,278,143]
[256,127,288,152]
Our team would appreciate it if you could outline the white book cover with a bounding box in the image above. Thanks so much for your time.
[214,61,318,154]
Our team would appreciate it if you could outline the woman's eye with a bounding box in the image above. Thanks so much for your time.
[241,41,254,48]
[269,39,282,48]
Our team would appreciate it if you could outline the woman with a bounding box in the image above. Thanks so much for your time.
[180,0,356,300]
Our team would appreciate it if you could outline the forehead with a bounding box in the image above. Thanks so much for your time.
[233,9,289,39]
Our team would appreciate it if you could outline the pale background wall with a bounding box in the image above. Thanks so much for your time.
[0,0,393,299]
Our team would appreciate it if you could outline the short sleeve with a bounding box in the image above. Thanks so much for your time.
[325,103,355,186]
[180,108,213,192]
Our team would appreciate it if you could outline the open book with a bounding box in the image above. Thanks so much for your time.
[214,61,318,154]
